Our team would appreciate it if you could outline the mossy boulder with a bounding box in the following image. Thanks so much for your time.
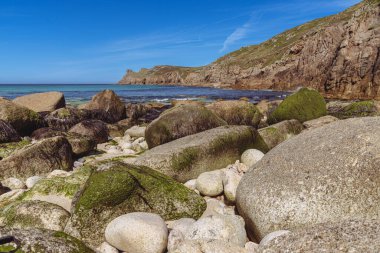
[268,88,327,124]
[0,120,21,144]
[78,90,126,123]
[65,160,206,247]
[0,98,44,136]
[328,100,378,119]
[134,125,268,182]
[31,128,96,157]
[0,139,31,160]
[69,120,109,144]
[0,137,73,180]
[145,104,227,148]
[20,167,92,212]
[206,100,262,128]
[258,119,304,150]
[45,107,112,131]
[0,228,94,253]
[0,200,70,231]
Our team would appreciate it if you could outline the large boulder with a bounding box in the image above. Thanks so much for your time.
[0,200,70,231]
[79,90,126,122]
[0,120,20,143]
[145,104,227,148]
[206,100,262,128]
[328,100,379,119]
[13,91,66,112]
[268,88,326,124]
[31,128,96,157]
[45,107,112,131]
[20,167,92,212]
[65,161,206,247]
[69,120,109,144]
[257,220,380,252]
[0,137,73,180]
[0,139,31,160]
[0,98,43,136]
[134,125,268,182]
[0,228,94,253]
[258,119,304,150]
[236,117,380,241]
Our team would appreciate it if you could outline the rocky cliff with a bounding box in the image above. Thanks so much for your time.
[119,0,380,99]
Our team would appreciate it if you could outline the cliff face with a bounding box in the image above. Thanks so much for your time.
[119,0,380,99]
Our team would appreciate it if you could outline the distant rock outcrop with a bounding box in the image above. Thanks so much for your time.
[119,0,380,100]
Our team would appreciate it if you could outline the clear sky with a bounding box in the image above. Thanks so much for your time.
[0,0,361,84]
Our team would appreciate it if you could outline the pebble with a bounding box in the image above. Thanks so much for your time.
[105,212,168,253]
[196,170,223,197]
[25,176,43,188]
[223,167,242,203]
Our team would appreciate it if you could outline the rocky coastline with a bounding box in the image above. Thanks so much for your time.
[0,88,379,252]
[119,0,380,100]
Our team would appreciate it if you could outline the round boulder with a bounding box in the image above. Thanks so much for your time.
[268,88,326,124]
[240,149,264,168]
[145,104,227,148]
[206,100,262,128]
[236,117,380,240]
[69,120,109,144]
[105,212,168,253]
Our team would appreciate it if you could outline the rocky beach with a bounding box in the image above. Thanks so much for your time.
[0,86,379,252]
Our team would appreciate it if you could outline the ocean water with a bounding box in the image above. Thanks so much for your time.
[0,84,289,105]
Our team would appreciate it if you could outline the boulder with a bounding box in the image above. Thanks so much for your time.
[1,178,25,190]
[0,183,10,195]
[125,125,146,138]
[0,228,94,253]
[134,126,268,182]
[69,120,109,144]
[223,167,243,203]
[106,124,126,138]
[328,100,379,119]
[236,117,380,241]
[21,167,92,212]
[0,190,25,209]
[45,107,112,131]
[268,88,327,124]
[206,100,262,128]
[0,98,43,136]
[195,170,224,197]
[79,90,126,122]
[105,212,168,253]
[126,102,170,124]
[240,149,265,168]
[257,220,380,252]
[303,115,339,130]
[0,200,70,231]
[258,119,304,150]
[31,128,96,157]
[0,139,31,160]
[145,104,227,148]
[0,120,21,143]
[13,91,65,112]
[65,161,206,247]
[184,214,247,247]
[0,137,73,180]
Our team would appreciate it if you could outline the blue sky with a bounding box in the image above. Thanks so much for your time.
[0,0,361,84]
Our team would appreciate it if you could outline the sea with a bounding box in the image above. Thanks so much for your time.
[0,84,289,106]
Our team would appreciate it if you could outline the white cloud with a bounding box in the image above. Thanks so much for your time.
[220,21,252,53]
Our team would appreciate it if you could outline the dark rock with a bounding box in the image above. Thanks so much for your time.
[0,120,21,143]
[69,120,109,144]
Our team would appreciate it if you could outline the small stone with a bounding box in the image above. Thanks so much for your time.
[125,126,146,138]
[139,141,149,150]
[196,170,223,197]
[47,170,71,178]
[168,229,185,252]
[1,177,26,190]
[245,241,259,252]
[223,167,242,203]
[260,230,290,246]
[241,149,265,168]
[185,214,247,247]
[25,176,43,189]
[183,179,197,191]
[201,198,226,218]
[105,212,168,253]
[97,242,119,253]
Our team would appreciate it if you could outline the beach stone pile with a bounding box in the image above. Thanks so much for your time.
[0,88,379,253]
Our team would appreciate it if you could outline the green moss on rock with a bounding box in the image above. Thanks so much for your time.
[66,160,206,247]
[268,88,327,124]
[330,101,378,119]
[0,139,31,159]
